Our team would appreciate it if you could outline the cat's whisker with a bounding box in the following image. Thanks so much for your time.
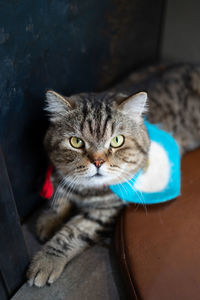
[51,165,78,203]
[65,175,79,200]
[51,176,66,207]
[51,173,78,207]
[114,171,146,212]
[115,174,128,195]
[115,175,130,205]
[118,171,148,214]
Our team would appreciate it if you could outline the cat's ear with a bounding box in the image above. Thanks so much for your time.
[117,92,148,117]
[45,90,74,121]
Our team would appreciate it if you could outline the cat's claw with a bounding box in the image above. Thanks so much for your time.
[27,251,66,287]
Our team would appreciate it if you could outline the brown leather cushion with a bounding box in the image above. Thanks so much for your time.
[115,148,200,300]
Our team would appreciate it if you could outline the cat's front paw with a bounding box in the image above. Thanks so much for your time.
[27,250,66,287]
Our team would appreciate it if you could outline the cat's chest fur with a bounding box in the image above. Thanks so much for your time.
[52,173,121,209]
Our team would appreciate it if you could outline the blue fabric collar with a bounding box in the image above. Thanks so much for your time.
[109,121,181,204]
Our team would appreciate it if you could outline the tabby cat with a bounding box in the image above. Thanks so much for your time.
[27,63,200,287]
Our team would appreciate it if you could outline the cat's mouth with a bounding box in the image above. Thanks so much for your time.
[90,167,104,178]
[92,173,103,178]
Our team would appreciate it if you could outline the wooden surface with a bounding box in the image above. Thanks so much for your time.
[115,148,200,300]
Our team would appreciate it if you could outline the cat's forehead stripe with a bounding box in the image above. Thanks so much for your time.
[80,101,89,131]
[79,99,113,140]
[87,119,93,135]
[102,114,112,138]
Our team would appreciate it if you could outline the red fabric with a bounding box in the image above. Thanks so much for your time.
[40,165,54,199]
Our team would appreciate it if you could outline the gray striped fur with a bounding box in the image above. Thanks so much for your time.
[28,63,200,287]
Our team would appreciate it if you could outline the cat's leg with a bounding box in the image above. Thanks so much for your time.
[36,199,72,242]
[27,207,121,287]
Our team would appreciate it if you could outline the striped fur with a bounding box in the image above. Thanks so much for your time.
[28,90,149,287]
[28,63,200,287]
[115,63,200,154]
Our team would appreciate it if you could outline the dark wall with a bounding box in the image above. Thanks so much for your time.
[0,0,164,218]
[162,0,200,62]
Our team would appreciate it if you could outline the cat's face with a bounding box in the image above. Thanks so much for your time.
[45,91,150,187]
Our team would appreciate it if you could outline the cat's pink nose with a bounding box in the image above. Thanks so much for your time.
[93,158,105,168]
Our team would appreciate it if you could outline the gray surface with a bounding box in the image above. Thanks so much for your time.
[12,214,127,300]
[162,0,200,62]
[13,246,125,300]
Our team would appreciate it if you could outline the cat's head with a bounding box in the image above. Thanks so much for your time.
[44,90,150,187]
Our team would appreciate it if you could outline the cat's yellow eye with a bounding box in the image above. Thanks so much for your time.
[70,137,85,149]
[110,135,124,148]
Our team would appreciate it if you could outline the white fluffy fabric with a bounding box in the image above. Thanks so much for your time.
[135,141,170,192]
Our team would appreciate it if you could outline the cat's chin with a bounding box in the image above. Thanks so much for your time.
[78,174,113,187]
[80,174,129,187]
